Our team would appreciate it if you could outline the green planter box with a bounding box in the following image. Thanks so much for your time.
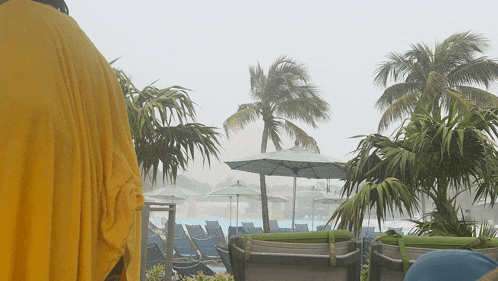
[370,234,498,281]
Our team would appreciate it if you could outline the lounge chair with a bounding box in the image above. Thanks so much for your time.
[360,226,375,238]
[148,227,156,237]
[148,232,167,254]
[366,232,381,239]
[295,223,310,232]
[369,233,498,281]
[228,226,249,238]
[229,230,362,281]
[146,244,165,270]
[172,260,215,280]
[205,225,227,245]
[317,224,332,231]
[241,222,255,233]
[146,244,176,277]
[173,235,199,259]
[215,245,232,274]
[205,220,220,227]
[246,226,264,234]
[269,220,280,233]
[388,227,404,235]
[149,221,164,235]
[185,224,207,238]
[190,236,220,260]
[175,223,187,238]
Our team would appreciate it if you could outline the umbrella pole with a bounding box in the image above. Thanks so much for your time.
[312,198,315,231]
[292,175,297,233]
[236,195,239,234]
[230,196,233,227]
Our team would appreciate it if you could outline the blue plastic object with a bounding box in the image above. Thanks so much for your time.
[404,249,498,281]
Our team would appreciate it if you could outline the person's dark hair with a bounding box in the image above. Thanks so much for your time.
[32,0,68,15]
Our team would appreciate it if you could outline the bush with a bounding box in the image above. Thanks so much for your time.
[185,272,234,281]
[146,264,165,281]
[146,265,233,281]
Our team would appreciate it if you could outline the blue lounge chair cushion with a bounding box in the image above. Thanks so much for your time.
[191,236,220,259]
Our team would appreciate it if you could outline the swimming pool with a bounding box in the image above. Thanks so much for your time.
[151,216,401,234]
[153,216,335,233]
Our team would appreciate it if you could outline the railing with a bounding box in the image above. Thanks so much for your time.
[140,202,176,281]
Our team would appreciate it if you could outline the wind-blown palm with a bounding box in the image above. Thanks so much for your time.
[333,101,498,236]
[224,55,330,232]
[375,31,498,132]
[113,67,220,185]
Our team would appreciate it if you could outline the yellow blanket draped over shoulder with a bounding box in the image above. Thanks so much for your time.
[0,0,145,280]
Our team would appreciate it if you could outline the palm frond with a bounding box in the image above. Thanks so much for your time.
[223,104,260,138]
[375,82,422,111]
[275,97,330,128]
[328,178,418,237]
[114,67,221,184]
[377,92,419,133]
[282,119,319,152]
[455,86,498,108]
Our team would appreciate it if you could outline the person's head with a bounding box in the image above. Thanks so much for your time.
[33,0,69,15]
[0,0,68,15]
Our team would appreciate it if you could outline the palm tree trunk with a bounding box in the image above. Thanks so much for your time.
[260,122,270,233]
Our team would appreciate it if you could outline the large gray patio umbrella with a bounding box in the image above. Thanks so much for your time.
[207,180,260,233]
[144,186,198,203]
[225,142,345,232]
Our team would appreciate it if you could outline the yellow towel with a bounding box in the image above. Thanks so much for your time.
[0,0,144,280]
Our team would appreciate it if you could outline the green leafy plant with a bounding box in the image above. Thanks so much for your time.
[185,272,234,281]
[110,59,221,185]
[332,100,498,237]
[146,264,165,281]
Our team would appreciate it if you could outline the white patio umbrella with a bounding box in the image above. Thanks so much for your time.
[143,194,186,203]
[144,186,198,203]
[207,180,260,233]
[225,142,345,232]
[248,193,289,203]
[297,187,329,231]
[313,194,349,230]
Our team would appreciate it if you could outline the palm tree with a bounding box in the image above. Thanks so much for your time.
[113,66,221,186]
[374,31,498,132]
[330,100,498,236]
[224,55,330,232]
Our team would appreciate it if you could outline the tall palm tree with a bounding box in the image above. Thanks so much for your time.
[374,31,498,132]
[330,100,498,236]
[224,55,330,232]
[113,65,221,186]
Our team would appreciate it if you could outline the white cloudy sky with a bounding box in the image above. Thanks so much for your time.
[66,0,498,187]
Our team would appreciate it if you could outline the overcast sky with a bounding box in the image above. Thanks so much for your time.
[66,0,498,187]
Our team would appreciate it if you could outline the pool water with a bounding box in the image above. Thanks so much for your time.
[152,216,393,234]
[153,216,335,233]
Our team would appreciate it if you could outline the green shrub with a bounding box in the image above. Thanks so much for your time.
[185,272,234,281]
[146,264,165,281]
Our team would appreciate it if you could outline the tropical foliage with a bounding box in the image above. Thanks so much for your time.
[185,272,234,281]
[224,55,330,232]
[145,264,165,281]
[374,31,498,132]
[330,100,498,236]
[329,178,417,235]
[112,62,221,184]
